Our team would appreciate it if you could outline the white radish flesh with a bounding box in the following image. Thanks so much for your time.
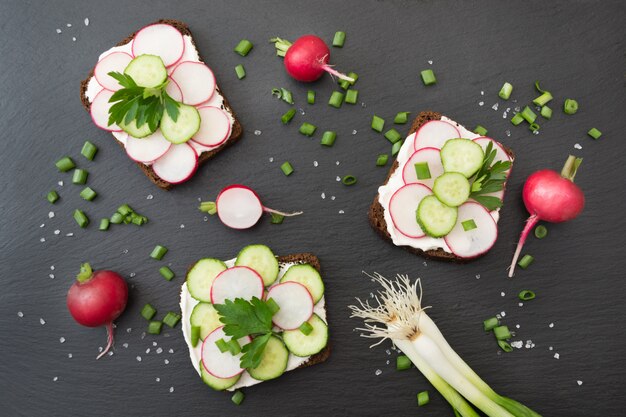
[131,24,185,67]
[170,62,216,105]
[90,90,121,132]
[216,185,264,229]
[210,266,264,305]
[192,106,231,147]
[402,147,444,189]
[151,143,198,184]
[413,120,460,151]
[389,184,432,238]
[125,130,172,163]
[94,52,133,91]
[165,77,183,102]
[444,202,498,258]
[266,282,314,330]
[201,326,250,379]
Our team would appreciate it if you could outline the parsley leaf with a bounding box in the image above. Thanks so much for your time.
[469,141,512,210]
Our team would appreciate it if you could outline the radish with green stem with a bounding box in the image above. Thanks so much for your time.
[508,155,585,277]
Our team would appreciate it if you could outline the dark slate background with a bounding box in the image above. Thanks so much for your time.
[1,1,624,416]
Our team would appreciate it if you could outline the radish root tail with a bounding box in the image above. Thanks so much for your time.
[96,322,115,360]
[508,214,539,278]
[263,207,303,217]
[319,56,354,82]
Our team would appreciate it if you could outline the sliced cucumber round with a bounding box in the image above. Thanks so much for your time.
[186,258,227,302]
[283,314,328,357]
[160,103,201,144]
[235,244,279,286]
[280,264,324,304]
[440,138,484,178]
[120,119,155,138]
[199,360,240,391]
[416,195,458,238]
[433,172,471,207]
[190,302,222,340]
[247,335,289,381]
[124,54,167,88]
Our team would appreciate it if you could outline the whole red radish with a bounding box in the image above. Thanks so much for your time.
[67,263,128,359]
[508,155,585,277]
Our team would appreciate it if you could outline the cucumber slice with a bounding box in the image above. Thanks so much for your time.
[283,314,328,357]
[440,138,484,178]
[190,302,222,340]
[280,264,324,303]
[247,335,289,381]
[124,54,167,88]
[187,258,227,302]
[160,103,201,144]
[235,245,279,286]
[120,119,155,138]
[433,172,471,207]
[416,195,458,237]
[199,360,240,391]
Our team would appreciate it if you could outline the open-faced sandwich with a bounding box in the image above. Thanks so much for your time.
[370,111,514,261]
[180,245,329,392]
[80,19,242,189]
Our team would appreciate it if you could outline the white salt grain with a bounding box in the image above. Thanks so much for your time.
[313,161,318,167]
[40,318,46,325]
[59,337,65,343]
[48,211,55,218]
[574,143,582,150]
[56,29,62,34]
[554,353,560,359]
[84,18,89,26]
[375,369,382,376]
[137,356,142,362]
[254,130,262,136]
[577,380,583,386]
[17,311,24,318]
[478,101,484,106]
[321,192,325,199]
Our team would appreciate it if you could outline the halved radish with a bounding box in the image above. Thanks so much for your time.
[473,137,512,164]
[201,326,251,379]
[192,107,231,147]
[444,202,498,258]
[402,147,444,189]
[131,23,185,67]
[210,266,264,305]
[389,184,432,238]
[165,77,183,102]
[125,130,172,163]
[90,90,121,132]
[151,143,198,184]
[94,52,133,91]
[170,62,216,105]
[266,282,314,330]
[413,120,460,151]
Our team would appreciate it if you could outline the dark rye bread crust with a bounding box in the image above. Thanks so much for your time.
[368,111,515,262]
[79,19,243,190]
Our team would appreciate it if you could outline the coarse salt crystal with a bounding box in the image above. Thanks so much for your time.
[136,356,142,362]
[40,238,46,243]
[180,224,185,229]
[335,161,340,166]
[549,322,554,328]
[40,318,46,325]
[68,353,73,358]
[338,210,345,214]
[577,380,583,386]
[17,311,24,318]
[168,348,174,354]
[123,343,129,348]
[59,337,65,343]
[330,196,336,200]
[58,181,64,186]
[375,369,382,376]
[554,353,560,359]
[66,23,72,27]
[164,359,169,364]
[49,211,55,218]
[156,347,163,354]
[475,274,480,279]
[511,341,523,349]
[336,176,341,182]
[146,194,153,200]
[500,292,505,297]
[169,386,174,393]
[156,377,160,382]
[49,274,55,279]
[54,230,60,235]
[153,342,157,347]
[428,60,433,65]
[56,28,62,34]
[352,129,357,135]
[313,161,318,167]
[478,101,484,106]
[84,18,89,26]
[269,157,274,163]
[254,130,262,136]
[72,37,76,42]
[66,233,74,237]
[574,143,582,150]
[146,348,151,354]
[480,91,484,96]
[492,103,499,111]
[40,224,45,228]
[500,311,506,317]
[53,376,58,381]
[321,192,326,199]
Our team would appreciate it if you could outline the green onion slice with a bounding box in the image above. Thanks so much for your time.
[518,290,536,301]
[534,225,548,239]
[461,219,477,231]
[342,175,357,186]
[414,162,431,180]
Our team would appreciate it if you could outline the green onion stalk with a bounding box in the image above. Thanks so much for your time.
[349,273,542,417]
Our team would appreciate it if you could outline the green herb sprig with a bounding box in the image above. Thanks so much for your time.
[470,141,511,211]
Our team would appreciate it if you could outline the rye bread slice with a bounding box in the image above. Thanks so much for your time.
[79,19,243,190]
[368,111,515,262]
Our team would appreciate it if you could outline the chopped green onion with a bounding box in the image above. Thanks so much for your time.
[281,108,296,124]
[533,92,553,107]
[332,31,346,47]
[391,140,403,156]
[461,219,477,231]
[73,209,89,228]
[270,213,284,224]
[371,115,385,132]
[498,82,513,100]
[234,64,246,79]
[234,39,253,56]
[47,190,59,204]
[473,125,488,136]
[345,89,359,104]
[339,72,359,89]
[534,80,548,93]
[99,218,110,231]
[307,90,315,104]
[131,214,144,226]
[587,128,602,140]
[72,169,88,185]
[493,325,511,340]
[150,245,168,260]
[280,161,294,176]
[420,69,436,86]
[483,317,499,331]
[199,201,217,215]
[396,355,412,371]
[394,112,410,124]
[272,87,294,104]
[141,304,157,320]
[299,122,317,136]
[81,141,98,161]
[148,321,162,335]
[540,105,552,120]
[159,266,175,281]
[231,390,245,405]
[79,187,97,201]
[328,91,345,108]
[529,123,540,133]
[417,391,430,406]
[299,321,314,335]
[55,156,76,172]
[266,298,280,314]
[191,325,201,347]
[376,154,389,166]
[510,113,525,125]
[123,215,132,225]
[215,338,229,353]
[117,204,133,216]
[414,162,431,180]
[498,340,513,353]
[563,99,578,115]
[518,254,534,269]
[521,106,537,123]
[518,290,536,301]
[384,128,402,144]
[228,339,242,355]
[534,225,548,239]
[110,212,123,224]
[342,175,357,186]
[454,409,462,417]
[320,131,337,147]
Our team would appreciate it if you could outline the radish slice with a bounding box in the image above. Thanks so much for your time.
[413,120,460,151]
[473,137,512,164]
[192,107,231,147]
[165,77,183,102]
[266,282,314,330]
[188,139,216,154]
[402,147,444,189]
[389,184,432,238]
[201,326,251,379]
[90,90,121,132]
[216,185,264,229]
[170,62,216,105]
[94,52,133,91]
[131,24,185,67]
[152,143,198,184]
[210,266,264,305]
[125,130,172,163]
[444,202,498,258]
